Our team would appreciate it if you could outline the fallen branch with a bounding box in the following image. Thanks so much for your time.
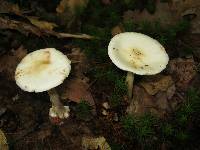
[0,17,94,39]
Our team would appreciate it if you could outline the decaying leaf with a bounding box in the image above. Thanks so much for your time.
[126,85,155,116]
[59,120,93,149]
[140,75,174,95]
[56,0,89,14]
[27,16,58,31]
[111,24,124,36]
[61,78,94,105]
[123,0,200,33]
[123,1,179,28]
[171,0,200,33]
[0,17,94,39]
[0,17,42,36]
[0,46,27,80]
[168,58,197,90]
[82,136,111,150]
[0,129,9,150]
[0,0,22,15]
[67,48,89,78]
[61,48,93,104]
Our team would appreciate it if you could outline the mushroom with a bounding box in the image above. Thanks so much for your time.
[108,32,169,99]
[15,48,71,120]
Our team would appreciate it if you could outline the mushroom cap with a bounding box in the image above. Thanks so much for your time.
[108,32,169,75]
[15,48,71,92]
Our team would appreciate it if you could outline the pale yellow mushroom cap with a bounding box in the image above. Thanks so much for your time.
[15,48,71,92]
[108,32,169,75]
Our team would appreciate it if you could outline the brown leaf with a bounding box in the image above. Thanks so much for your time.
[56,0,89,14]
[168,58,197,91]
[126,85,155,116]
[0,0,22,15]
[171,0,200,33]
[0,129,8,150]
[0,17,94,39]
[59,120,93,149]
[101,0,112,5]
[0,17,42,36]
[0,46,27,80]
[27,16,58,31]
[82,136,111,150]
[61,78,94,106]
[111,25,124,37]
[123,1,179,28]
[140,75,174,95]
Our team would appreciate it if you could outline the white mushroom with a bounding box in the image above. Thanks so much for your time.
[108,32,169,99]
[15,48,71,119]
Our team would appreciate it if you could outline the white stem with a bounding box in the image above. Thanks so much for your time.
[48,88,70,119]
[126,72,134,100]
[48,88,63,108]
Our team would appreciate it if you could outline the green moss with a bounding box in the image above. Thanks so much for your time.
[175,88,200,126]
[161,123,175,138]
[121,114,157,144]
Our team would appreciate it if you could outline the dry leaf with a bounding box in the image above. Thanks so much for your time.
[0,0,22,15]
[59,120,93,149]
[140,75,174,95]
[123,1,179,28]
[0,129,8,150]
[155,92,170,111]
[126,85,155,116]
[82,136,111,150]
[168,58,197,91]
[0,17,42,36]
[0,17,94,39]
[27,16,58,31]
[171,0,200,33]
[123,0,200,33]
[56,0,89,14]
[67,48,89,78]
[111,25,124,36]
[0,46,27,80]
[101,0,112,5]
[61,78,94,106]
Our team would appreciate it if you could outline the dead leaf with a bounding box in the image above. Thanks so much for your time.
[0,0,22,15]
[0,17,94,39]
[140,75,174,95]
[171,0,200,33]
[123,1,179,28]
[0,129,8,150]
[56,0,89,14]
[67,48,89,78]
[101,0,112,5]
[0,17,42,36]
[126,85,155,116]
[0,46,27,80]
[82,136,111,150]
[155,92,171,112]
[61,78,94,106]
[27,16,58,31]
[111,24,124,36]
[167,58,197,91]
[59,120,93,149]
[123,0,200,33]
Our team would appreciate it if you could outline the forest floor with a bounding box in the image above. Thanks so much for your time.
[0,0,200,150]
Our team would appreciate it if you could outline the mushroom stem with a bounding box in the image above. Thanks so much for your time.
[126,72,134,100]
[48,88,69,119]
